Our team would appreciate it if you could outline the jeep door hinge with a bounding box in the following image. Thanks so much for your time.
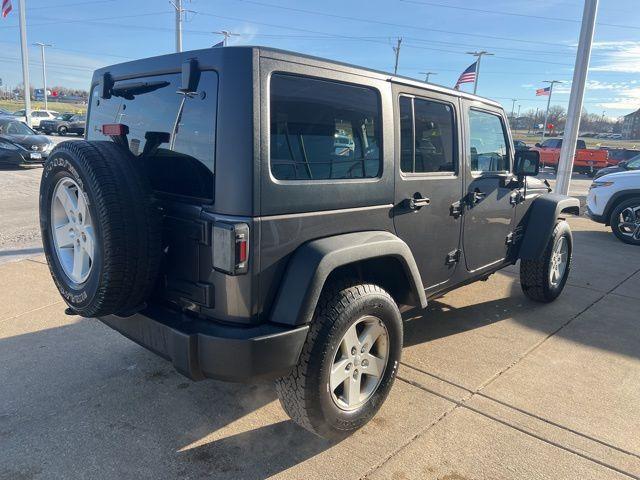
[510,190,525,206]
[446,249,461,265]
[505,232,515,245]
[450,200,463,219]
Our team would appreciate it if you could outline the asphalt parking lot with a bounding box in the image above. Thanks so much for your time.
[1,161,639,479]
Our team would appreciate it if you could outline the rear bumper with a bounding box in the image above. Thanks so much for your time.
[99,305,309,383]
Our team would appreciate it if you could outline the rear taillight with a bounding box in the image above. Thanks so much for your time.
[213,222,249,275]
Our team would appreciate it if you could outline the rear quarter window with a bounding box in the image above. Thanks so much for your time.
[269,73,381,181]
[87,71,218,202]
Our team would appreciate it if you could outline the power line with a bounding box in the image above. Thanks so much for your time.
[400,0,640,31]
[225,0,575,49]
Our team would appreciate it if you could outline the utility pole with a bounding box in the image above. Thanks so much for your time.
[33,43,52,110]
[171,0,184,52]
[540,80,562,145]
[466,50,493,95]
[393,37,402,75]
[419,71,437,83]
[18,0,31,126]
[212,30,239,46]
[556,0,599,195]
[511,99,517,121]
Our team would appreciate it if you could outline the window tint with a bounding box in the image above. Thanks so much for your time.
[270,74,381,180]
[468,109,509,173]
[87,71,218,201]
[627,157,640,169]
[399,96,456,173]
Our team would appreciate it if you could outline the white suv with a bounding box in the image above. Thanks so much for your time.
[587,170,640,245]
[12,110,59,129]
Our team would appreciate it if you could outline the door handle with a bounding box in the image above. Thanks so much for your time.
[406,194,431,210]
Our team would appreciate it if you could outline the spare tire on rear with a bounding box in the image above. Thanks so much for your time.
[39,140,162,317]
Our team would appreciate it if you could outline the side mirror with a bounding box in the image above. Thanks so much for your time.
[514,150,540,177]
[534,142,541,148]
[180,58,200,93]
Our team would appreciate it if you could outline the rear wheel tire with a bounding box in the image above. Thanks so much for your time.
[58,126,68,136]
[520,220,572,303]
[275,281,402,439]
[610,197,640,245]
[40,140,162,317]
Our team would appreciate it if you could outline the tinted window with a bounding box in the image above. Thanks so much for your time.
[399,96,456,173]
[627,156,640,169]
[270,74,381,180]
[468,110,509,173]
[541,139,560,148]
[88,71,218,201]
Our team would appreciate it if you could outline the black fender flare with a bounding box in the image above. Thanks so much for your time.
[269,231,427,327]
[518,193,580,260]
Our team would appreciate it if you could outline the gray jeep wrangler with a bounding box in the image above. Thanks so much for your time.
[39,47,579,439]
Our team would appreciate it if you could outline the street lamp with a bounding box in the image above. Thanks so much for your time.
[33,42,52,110]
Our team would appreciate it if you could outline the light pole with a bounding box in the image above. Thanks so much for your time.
[540,80,562,145]
[511,98,517,120]
[33,42,52,110]
[556,0,599,195]
[466,50,493,95]
[18,0,31,126]
[419,71,437,83]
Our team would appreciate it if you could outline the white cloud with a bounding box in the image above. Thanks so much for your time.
[590,41,640,73]
[596,87,640,111]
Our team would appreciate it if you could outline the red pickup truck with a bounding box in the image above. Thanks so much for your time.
[531,138,609,175]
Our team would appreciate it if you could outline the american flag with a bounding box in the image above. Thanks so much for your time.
[1,0,11,17]
[454,61,477,90]
[536,86,551,96]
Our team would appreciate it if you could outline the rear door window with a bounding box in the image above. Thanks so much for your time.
[87,71,218,201]
[270,73,381,181]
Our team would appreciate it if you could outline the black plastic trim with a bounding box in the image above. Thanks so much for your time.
[518,193,580,260]
[99,304,309,382]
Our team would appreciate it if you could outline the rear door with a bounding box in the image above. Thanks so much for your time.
[392,87,463,291]
[462,102,517,272]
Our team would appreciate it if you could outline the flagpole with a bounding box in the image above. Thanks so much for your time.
[474,55,481,95]
[18,0,31,127]
[540,80,561,145]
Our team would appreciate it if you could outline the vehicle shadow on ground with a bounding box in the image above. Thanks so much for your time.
[1,319,332,479]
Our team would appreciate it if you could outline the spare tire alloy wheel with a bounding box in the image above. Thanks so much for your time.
[40,141,162,318]
[330,315,389,411]
[51,177,95,284]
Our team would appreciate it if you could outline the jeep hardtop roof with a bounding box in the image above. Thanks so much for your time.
[90,45,502,109]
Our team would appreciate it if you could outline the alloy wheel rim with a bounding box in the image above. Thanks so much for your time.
[329,315,389,411]
[549,236,568,288]
[50,176,95,284]
[617,205,640,240]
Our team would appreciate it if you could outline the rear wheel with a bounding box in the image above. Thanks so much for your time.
[58,125,68,136]
[520,220,572,302]
[275,281,402,439]
[610,197,640,245]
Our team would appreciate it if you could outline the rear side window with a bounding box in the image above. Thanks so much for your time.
[270,74,381,181]
[87,71,218,201]
[399,95,456,173]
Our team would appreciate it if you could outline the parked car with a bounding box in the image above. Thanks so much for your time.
[12,109,60,129]
[587,170,640,245]
[39,47,579,439]
[40,113,86,136]
[594,154,640,179]
[0,117,54,166]
[531,138,608,175]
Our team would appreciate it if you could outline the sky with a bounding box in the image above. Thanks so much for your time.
[1,0,640,118]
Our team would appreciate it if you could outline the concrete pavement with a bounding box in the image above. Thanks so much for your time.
[1,217,639,479]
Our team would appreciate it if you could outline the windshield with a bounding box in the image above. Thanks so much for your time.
[0,120,35,135]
